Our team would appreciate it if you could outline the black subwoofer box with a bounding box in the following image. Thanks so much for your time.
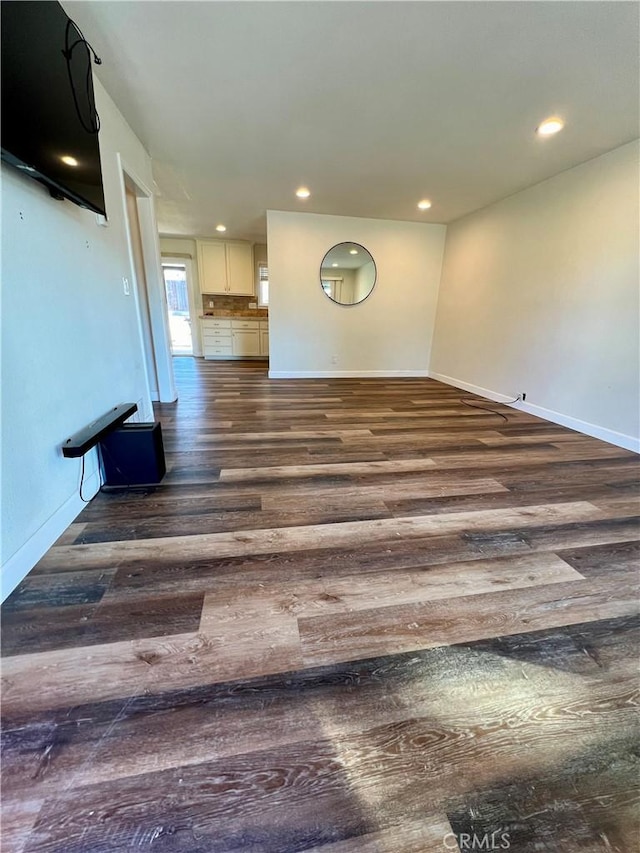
[99,422,166,487]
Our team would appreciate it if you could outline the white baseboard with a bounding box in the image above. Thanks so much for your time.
[269,369,430,379]
[430,371,639,453]
[428,372,520,404]
[517,401,640,453]
[1,469,100,603]
[204,356,268,361]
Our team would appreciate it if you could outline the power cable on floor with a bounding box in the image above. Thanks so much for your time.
[459,395,521,423]
[78,452,101,503]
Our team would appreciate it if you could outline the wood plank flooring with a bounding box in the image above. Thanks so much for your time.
[2,359,639,852]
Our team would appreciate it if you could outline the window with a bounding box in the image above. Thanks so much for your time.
[258,262,269,306]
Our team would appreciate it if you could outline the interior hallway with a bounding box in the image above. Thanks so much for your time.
[2,358,639,852]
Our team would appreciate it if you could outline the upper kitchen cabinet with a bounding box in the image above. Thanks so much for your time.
[197,240,254,296]
[197,241,227,293]
[225,244,254,296]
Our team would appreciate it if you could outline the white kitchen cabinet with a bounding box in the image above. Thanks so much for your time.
[231,318,259,331]
[231,319,260,356]
[226,244,254,296]
[203,318,232,333]
[197,240,254,296]
[197,242,227,294]
[232,329,260,356]
[260,328,269,356]
[202,318,232,358]
[201,317,268,359]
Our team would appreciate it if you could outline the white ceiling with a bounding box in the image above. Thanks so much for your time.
[63,1,639,243]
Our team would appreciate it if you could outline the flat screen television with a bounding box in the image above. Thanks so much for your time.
[1,0,106,216]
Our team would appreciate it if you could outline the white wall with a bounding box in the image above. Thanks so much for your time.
[254,243,268,267]
[1,79,156,598]
[430,140,640,451]
[267,211,446,377]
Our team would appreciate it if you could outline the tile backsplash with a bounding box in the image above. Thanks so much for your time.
[201,295,267,316]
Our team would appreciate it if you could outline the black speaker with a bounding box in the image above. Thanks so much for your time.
[99,422,166,487]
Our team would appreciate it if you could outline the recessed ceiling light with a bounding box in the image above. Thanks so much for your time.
[61,155,78,167]
[215,224,226,232]
[332,263,338,267]
[536,117,564,136]
[349,249,358,255]
[295,187,311,199]
[417,199,432,210]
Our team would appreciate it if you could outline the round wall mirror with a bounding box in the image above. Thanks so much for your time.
[320,242,377,305]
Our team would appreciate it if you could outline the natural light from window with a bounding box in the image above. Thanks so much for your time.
[258,263,269,306]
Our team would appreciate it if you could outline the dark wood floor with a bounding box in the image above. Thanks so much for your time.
[2,358,639,852]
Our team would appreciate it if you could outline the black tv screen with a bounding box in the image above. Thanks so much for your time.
[1,0,106,216]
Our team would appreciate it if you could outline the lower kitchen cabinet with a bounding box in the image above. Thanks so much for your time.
[201,317,268,359]
[202,318,232,357]
[232,329,260,356]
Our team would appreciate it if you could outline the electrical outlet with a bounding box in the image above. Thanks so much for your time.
[208,300,214,308]
[122,276,130,295]
[249,302,257,309]
[331,355,338,365]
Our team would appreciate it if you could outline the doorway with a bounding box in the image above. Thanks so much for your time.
[118,154,177,404]
[125,181,159,397]
[162,263,193,355]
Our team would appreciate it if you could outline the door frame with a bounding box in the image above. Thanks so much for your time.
[117,153,177,402]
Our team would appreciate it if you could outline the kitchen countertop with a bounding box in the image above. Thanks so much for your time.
[201,311,268,318]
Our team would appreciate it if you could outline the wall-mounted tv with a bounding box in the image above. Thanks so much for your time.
[1,0,106,216]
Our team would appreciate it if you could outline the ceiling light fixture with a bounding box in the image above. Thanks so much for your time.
[417,199,432,210]
[536,117,564,136]
[61,155,78,167]
[295,187,311,199]
[215,224,226,232]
